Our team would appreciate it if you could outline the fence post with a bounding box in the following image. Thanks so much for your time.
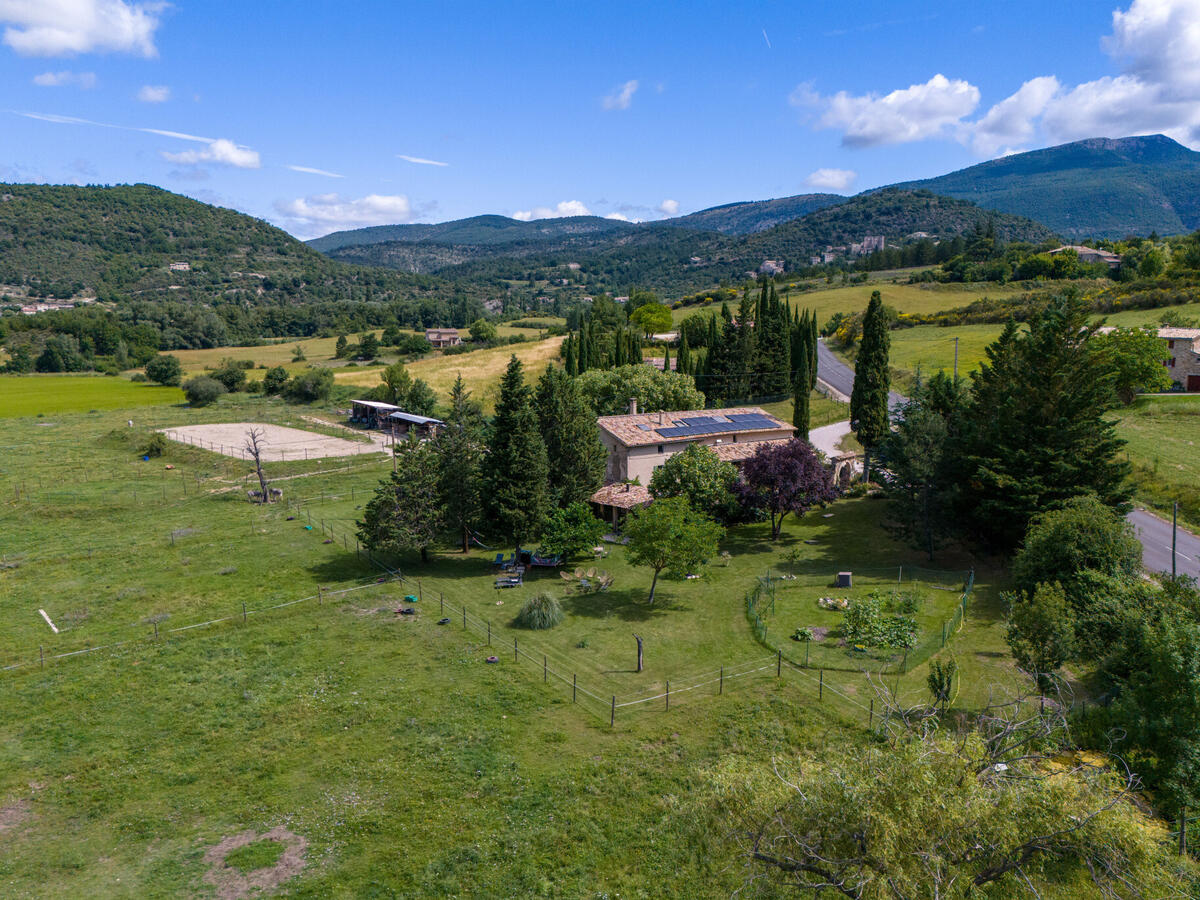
[514,637,518,663]
[318,585,322,605]
[719,665,723,695]
[777,648,782,677]
[666,680,670,711]
[440,593,444,614]
[805,640,810,668]
[610,695,615,727]
[487,621,491,646]
[819,669,824,700]
[942,622,946,647]
[418,578,422,603]
[869,699,874,730]
[543,655,547,683]
[573,673,577,703]
[154,621,158,639]
[242,602,247,623]
[462,606,466,630]
[39,645,44,669]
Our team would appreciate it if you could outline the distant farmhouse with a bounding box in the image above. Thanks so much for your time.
[759,259,784,276]
[849,235,886,256]
[589,402,793,523]
[20,298,95,315]
[1049,245,1122,269]
[169,261,191,272]
[425,328,462,349]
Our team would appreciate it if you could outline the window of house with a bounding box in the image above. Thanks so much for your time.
[1168,358,1176,367]
[1168,339,1175,349]
[657,444,664,454]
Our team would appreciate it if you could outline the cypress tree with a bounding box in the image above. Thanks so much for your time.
[536,365,606,507]
[809,312,819,390]
[793,345,811,440]
[631,330,643,364]
[614,329,628,367]
[564,333,578,377]
[578,321,591,373]
[731,293,756,403]
[662,342,670,373]
[485,355,551,553]
[678,330,691,375]
[850,291,891,478]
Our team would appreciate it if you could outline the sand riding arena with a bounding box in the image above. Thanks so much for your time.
[161,422,390,461]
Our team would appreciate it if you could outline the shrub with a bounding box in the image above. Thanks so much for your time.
[141,432,169,458]
[791,627,814,642]
[182,376,226,407]
[514,592,564,630]
[283,367,334,403]
[262,365,289,395]
[209,358,248,392]
[129,372,148,383]
[144,354,182,386]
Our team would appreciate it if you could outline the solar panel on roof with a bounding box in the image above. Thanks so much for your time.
[636,424,654,431]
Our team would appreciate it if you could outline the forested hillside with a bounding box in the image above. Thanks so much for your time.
[892,135,1200,239]
[308,214,633,253]
[334,189,1057,296]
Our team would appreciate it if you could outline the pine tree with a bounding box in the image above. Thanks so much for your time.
[485,356,551,552]
[850,291,891,476]
[358,438,443,563]
[432,374,485,552]
[536,365,607,507]
[954,297,1132,550]
[730,292,756,403]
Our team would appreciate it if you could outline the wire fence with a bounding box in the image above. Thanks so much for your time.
[161,428,385,462]
[746,565,975,674]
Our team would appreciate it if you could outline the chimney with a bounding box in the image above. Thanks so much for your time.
[628,398,638,415]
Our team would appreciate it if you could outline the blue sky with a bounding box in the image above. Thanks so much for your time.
[2,1,1197,238]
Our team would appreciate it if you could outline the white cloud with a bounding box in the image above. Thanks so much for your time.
[140,126,211,142]
[657,198,679,216]
[971,76,1060,156]
[512,199,593,221]
[814,73,980,147]
[162,138,261,169]
[605,212,631,221]
[1107,0,1200,97]
[0,0,165,57]
[32,69,95,87]
[804,168,857,191]
[275,193,414,234]
[398,154,447,167]
[287,164,344,178]
[137,84,169,103]
[602,79,638,111]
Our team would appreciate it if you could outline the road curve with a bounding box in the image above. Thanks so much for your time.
[814,339,1200,579]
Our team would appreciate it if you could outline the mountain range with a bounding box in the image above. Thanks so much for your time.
[312,135,1200,268]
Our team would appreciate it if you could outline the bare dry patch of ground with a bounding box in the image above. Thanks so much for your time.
[202,826,307,899]
[161,422,387,461]
[0,798,30,836]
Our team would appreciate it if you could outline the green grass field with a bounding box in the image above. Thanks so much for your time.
[3,392,1180,895]
[0,375,183,417]
[1117,395,1200,529]
[673,281,1026,330]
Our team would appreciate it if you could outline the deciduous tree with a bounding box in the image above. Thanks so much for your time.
[739,438,838,540]
[625,496,723,604]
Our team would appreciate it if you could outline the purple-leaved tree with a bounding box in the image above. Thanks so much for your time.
[739,439,838,539]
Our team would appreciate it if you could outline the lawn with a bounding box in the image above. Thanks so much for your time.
[0,375,183,417]
[1117,394,1200,529]
[0,396,1021,896]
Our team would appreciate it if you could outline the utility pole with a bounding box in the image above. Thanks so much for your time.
[1172,500,1178,579]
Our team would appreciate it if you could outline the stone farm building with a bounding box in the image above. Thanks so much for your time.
[589,402,794,524]
[1162,327,1200,391]
[425,328,462,349]
[1098,326,1200,391]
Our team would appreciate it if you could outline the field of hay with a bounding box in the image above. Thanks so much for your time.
[0,375,183,417]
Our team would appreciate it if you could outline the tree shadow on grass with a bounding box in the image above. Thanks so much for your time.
[307,554,380,584]
[560,586,672,623]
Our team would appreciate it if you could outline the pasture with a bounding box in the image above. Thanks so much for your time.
[1117,394,1200,529]
[0,375,182,417]
[0,396,1019,895]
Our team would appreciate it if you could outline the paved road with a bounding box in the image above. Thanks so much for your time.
[814,339,1200,579]
[1128,508,1200,579]
[815,339,906,411]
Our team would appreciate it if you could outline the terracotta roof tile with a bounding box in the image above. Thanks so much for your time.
[590,483,653,509]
